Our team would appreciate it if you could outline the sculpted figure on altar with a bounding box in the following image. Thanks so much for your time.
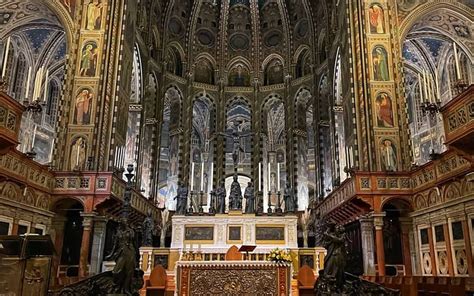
[244,182,255,213]
[216,181,226,214]
[174,181,189,215]
[229,174,243,210]
[284,184,296,213]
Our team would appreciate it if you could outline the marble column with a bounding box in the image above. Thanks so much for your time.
[400,218,413,276]
[360,216,375,275]
[373,213,386,276]
[79,212,95,277]
[89,216,108,275]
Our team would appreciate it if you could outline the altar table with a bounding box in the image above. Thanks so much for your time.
[176,261,291,296]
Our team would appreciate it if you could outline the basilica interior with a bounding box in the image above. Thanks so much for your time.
[0,0,473,295]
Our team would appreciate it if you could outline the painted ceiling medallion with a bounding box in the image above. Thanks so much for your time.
[295,19,309,38]
[168,17,184,37]
[196,29,215,47]
[264,30,282,47]
[230,33,250,50]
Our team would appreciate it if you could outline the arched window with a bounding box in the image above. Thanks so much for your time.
[12,53,27,100]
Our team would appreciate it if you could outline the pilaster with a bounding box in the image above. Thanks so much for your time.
[373,212,386,276]
[89,216,108,275]
[360,215,375,275]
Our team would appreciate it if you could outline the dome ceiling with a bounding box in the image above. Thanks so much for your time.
[163,0,315,83]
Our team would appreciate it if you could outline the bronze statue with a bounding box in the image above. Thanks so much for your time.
[244,182,255,213]
[174,181,188,215]
[105,217,137,295]
[283,184,296,213]
[322,224,347,287]
[142,209,154,247]
[217,121,252,169]
[216,181,226,214]
[229,174,242,210]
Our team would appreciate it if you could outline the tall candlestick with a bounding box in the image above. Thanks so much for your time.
[25,67,32,100]
[435,71,440,103]
[427,75,433,103]
[43,69,49,102]
[418,73,424,103]
[210,162,214,189]
[277,163,281,191]
[190,162,195,191]
[49,138,55,162]
[31,125,37,149]
[453,42,461,80]
[423,71,429,102]
[258,162,262,191]
[200,162,204,191]
[268,162,271,193]
[1,37,11,78]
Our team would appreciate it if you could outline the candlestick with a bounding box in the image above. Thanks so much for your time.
[258,162,262,191]
[43,69,49,102]
[435,71,440,103]
[423,70,429,103]
[31,125,37,149]
[200,162,204,191]
[25,67,32,100]
[267,162,271,192]
[277,163,281,191]
[427,75,433,103]
[418,73,424,103]
[190,162,195,191]
[2,37,11,78]
[210,162,214,189]
[453,42,461,80]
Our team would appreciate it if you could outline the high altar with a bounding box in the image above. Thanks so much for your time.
[171,214,298,251]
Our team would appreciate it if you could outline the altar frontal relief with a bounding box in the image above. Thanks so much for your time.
[184,226,214,242]
[256,226,285,243]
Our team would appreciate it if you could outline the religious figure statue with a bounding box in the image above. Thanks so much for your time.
[244,182,255,213]
[105,217,137,295]
[141,209,154,247]
[380,140,397,171]
[70,137,86,171]
[218,121,252,169]
[321,223,347,289]
[284,184,296,213]
[229,174,243,210]
[174,181,188,215]
[75,89,93,124]
[86,0,104,30]
[215,181,226,214]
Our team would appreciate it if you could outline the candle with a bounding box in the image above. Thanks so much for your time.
[277,163,281,191]
[31,125,37,149]
[435,71,440,103]
[1,37,11,78]
[25,67,32,100]
[423,71,429,103]
[200,162,204,192]
[453,43,461,80]
[418,73,424,102]
[258,162,262,191]
[49,138,55,162]
[427,75,433,103]
[210,162,214,188]
[190,162,195,191]
[43,69,49,102]
[267,162,271,192]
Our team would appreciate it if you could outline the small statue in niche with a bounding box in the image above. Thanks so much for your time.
[105,217,137,295]
[284,184,296,213]
[142,209,154,247]
[174,181,189,215]
[229,174,243,210]
[244,182,255,213]
[215,181,226,214]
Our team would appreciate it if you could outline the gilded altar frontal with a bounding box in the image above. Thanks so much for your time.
[0,0,472,295]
